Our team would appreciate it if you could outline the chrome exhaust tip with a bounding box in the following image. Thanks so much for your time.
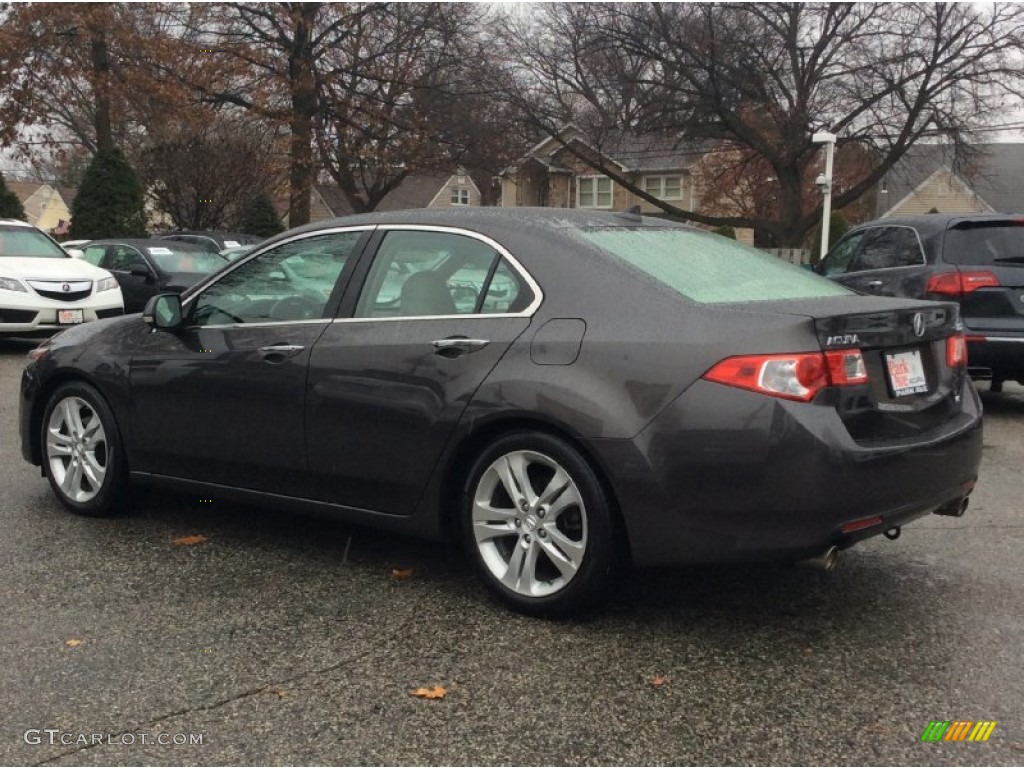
[934,496,969,518]
[799,546,839,571]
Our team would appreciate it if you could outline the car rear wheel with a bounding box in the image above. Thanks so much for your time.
[463,432,617,617]
[41,382,129,517]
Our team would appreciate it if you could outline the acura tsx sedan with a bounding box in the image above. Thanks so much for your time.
[19,208,983,616]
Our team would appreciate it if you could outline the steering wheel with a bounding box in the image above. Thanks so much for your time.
[268,295,322,321]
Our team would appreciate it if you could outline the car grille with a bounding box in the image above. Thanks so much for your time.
[0,309,37,323]
[96,308,123,319]
[26,280,93,302]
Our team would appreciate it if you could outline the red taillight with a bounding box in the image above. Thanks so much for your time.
[946,333,967,368]
[824,349,868,385]
[925,271,1000,296]
[703,349,867,402]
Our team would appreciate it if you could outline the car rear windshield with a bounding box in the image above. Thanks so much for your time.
[146,246,227,274]
[943,220,1024,266]
[0,225,68,258]
[579,228,851,304]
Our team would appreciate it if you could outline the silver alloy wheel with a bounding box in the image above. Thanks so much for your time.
[45,396,108,503]
[472,450,588,598]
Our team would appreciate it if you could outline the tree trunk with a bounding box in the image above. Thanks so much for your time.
[90,32,114,154]
[286,4,319,227]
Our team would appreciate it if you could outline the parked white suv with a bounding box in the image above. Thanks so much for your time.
[0,219,124,337]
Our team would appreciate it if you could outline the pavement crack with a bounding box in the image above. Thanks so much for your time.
[31,625,410,766]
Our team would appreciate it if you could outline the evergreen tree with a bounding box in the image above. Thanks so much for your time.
[0,172,27,220]
[69,149,148,239]
[238,192,284,238]
[712,225,736,239]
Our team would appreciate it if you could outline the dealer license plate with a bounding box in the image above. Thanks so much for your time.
[57,309,84,325]
[885,349,928,396]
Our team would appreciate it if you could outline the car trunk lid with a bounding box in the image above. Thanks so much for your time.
[728,295,965,442]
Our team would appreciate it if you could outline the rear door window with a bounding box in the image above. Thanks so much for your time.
[353,230,532,318]
[850,227,910,271]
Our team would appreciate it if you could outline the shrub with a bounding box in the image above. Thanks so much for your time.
[238,192,284,238]
[0,172,27,220]
[70,149,148,239]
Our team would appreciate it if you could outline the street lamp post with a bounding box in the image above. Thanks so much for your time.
[812,131,836,260]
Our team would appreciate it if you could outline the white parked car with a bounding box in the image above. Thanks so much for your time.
[0,219,124,337]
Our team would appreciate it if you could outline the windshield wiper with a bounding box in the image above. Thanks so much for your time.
[993,256,1024,264]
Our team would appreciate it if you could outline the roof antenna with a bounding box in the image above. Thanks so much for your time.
[616,204,642,223]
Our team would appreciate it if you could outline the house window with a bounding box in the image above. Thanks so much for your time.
[643,175,684,201]
[451,188,470,205]
[577,176,612,208]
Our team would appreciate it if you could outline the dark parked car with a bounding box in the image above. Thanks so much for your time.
[81,239,229,313]
[20,209,982,616]
[817,214,1024,391]
[159,231,261,253]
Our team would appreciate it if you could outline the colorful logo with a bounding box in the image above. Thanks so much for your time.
[920,721,997,742]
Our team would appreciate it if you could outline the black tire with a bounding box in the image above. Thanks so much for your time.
[461,431,618,618]
[990,379,1004,393]
[40,381,131,517]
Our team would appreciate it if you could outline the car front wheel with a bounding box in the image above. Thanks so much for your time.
[41,382,129,517]
[463,432,618,617]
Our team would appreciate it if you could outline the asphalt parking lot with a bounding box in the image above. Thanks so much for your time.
[0,338,1021,767]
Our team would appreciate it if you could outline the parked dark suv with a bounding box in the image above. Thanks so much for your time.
[818,214,1024,391]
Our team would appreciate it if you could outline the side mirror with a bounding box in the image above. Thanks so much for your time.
[66,248,85,259]
[143,293,183,330]
[129,263,152,279]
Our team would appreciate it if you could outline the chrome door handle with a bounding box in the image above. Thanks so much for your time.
[432,338,490,357]
[867,280,883,289]
[258,344,305,361]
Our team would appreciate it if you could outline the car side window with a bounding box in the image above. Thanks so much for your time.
[850,227,906,271]
[107,246,146,272]
[82,245,106,266]
[821,231,866,276]
[190,231,362,326]
[894,228,925,267]
[353,230,527,318]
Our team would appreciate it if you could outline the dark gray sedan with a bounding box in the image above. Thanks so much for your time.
[19,209,982,616]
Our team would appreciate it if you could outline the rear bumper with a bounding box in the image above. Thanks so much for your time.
[588,377,983,566]
[965,334,1024,381]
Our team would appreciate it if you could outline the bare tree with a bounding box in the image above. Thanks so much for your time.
[138,113,286,230]
[500,3,1024,245]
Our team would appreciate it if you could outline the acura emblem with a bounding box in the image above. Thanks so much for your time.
[61,283,70,293]
[913,312,925,337]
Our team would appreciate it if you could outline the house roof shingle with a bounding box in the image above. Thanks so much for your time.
[878,143,1024,216]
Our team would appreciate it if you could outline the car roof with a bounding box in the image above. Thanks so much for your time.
[0,219,34,228]
[255,207,690,251]
[161,231,258,240]
[88,238,209,250]
[856,212,1024,233]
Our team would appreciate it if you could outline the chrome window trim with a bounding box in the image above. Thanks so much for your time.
[344,224,543,321]
[179,223,543,330]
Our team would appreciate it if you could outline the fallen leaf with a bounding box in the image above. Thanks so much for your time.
[649,674,671,687]
[391,567,414,579]
[265,688,288,699]
[173,534,208,546]
[65,639,83,648]
[410,685,447,699]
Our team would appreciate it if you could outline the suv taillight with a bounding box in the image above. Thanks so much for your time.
[925,271,1000,296]
[703,350,868,402]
